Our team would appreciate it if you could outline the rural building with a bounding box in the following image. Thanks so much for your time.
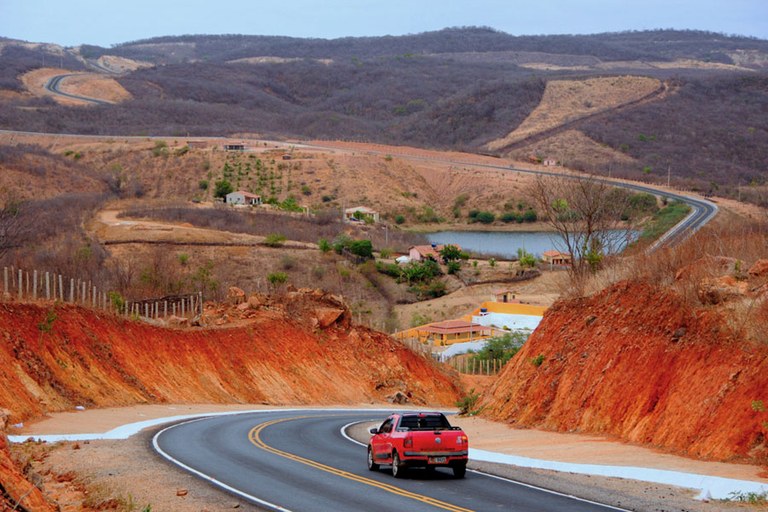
[416,320,491,346]
[543,158,558,166]
[223,142,246,151]
[408,243,461,262]
[541,250,572,266]
[225,190,262,206]
[344,206,380,223]
[495,289,519,303]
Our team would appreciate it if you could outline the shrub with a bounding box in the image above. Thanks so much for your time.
[267,271,288,287]
[456,388,480,415]
[501,212,519,223]
[318,238,331,253]
[348,239,373,260]
[264,233,286,247]
[517,248,537,268]
[475,211,496,224]
[198,179,209,191]
[522,209,538,222]
[394,214,406,225]
[531,354,545,367]
[446,261,461,274]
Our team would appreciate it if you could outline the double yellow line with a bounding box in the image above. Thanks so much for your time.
[248,417,474,512]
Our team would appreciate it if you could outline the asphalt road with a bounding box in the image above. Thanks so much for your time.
[301,142,718,251]
[154,410,628,512]
[44,73,112,105]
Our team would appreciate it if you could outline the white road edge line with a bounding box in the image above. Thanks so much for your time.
[152,417,293,512]
[341,420,632,512]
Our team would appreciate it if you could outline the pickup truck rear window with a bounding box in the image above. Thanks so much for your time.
[398,414,452,430]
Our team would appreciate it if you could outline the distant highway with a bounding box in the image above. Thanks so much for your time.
[154,410,629,512]
[44,73,112,105]
[301,142,718,250]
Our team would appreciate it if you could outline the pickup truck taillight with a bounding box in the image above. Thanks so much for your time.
[456,435,468,445]
[403,435,413,448]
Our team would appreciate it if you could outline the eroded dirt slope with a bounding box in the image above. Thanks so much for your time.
[0,294,459,510]
[479,280,768,465]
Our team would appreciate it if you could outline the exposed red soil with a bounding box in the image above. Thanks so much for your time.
[0,294,459,510]
[479,280,768,466]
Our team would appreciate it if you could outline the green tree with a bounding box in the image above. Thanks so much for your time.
[318,238,331,253]
[214,179,234,199]
[517,248,537,268]
[349,239,373,260]
[472,332,527,365]
[439,244,463,262]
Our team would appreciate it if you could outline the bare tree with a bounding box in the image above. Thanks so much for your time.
[530,174,634,290]
[0,197,32,263]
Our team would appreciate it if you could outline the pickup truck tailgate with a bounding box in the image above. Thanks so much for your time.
[411,430,465,452]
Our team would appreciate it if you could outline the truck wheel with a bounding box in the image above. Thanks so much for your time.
[392,451,407,478]
[453,464,466,478]
[367,447,379,471]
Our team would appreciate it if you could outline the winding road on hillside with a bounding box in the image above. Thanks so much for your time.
[303,142,718,250]
[44,73,113,105]
[154,410,627,512]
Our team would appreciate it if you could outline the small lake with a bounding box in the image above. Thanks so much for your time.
[425,230,637,259]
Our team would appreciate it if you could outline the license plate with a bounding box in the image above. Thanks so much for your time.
[429,456,447,464]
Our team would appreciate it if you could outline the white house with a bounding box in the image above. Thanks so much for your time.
[344,206,379,223]
[226,190,262,206]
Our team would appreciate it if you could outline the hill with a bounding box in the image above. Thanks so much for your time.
[478,226,768,466]
[2,28,768,205]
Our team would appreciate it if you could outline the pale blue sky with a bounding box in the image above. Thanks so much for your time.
[1,0,766,47]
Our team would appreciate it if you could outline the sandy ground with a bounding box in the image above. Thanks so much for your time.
[11,404,768,512]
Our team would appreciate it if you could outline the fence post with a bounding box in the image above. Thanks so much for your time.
[58,275,63,301]
[199,291,203,315]
[18,269,23,300]
[3,267,7,297]
[172,303,176,316]
[45,272,50,300]
[25,270,29,297]
[32,271,37,300]
[164,301,168,318]
[181,299,185,317]
[69,278,74,303]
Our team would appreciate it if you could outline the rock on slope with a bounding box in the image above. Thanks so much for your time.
[479,280,768,465]
[0,293,459,510]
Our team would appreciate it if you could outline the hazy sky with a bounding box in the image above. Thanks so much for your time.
[1,0,766,47]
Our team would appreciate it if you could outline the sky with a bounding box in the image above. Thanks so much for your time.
[1,0,766,47]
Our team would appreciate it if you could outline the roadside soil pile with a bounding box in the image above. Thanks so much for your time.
[479,277,768,466]
[0,289,459,510]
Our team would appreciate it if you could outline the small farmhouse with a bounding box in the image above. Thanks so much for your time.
[226,190,262,206]
[541,250,572,266]
[223,142,245,151]
[495,289,519,303]
[416,320,491,346]
[344,206,379,223]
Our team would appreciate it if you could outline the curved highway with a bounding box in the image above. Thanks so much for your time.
[301,142,718,251]
[154,410,627,512]
[44,73,112,105]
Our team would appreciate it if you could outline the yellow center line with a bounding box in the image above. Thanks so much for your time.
[248,416,475,512]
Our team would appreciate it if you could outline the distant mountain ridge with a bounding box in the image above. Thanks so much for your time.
[75,27,768,66]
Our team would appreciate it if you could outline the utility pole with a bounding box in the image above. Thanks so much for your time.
[667,166,671,188]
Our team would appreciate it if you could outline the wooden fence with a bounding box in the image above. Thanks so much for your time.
[397,335,505,375]
[1,266,203,321]
[445,356,505,376]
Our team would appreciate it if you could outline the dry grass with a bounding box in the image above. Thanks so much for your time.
[580,219,768,343]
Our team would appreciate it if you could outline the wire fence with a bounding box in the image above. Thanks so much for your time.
[1,266,203,321]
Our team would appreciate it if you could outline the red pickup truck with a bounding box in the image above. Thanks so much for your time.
[367,412,469,478]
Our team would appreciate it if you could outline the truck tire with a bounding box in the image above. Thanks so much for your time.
[392,451,407,478]
[453,464,466,478]
[367,447,379,471]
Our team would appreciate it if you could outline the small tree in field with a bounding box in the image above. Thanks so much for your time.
[439,244,463,263]
[529,174,632,292]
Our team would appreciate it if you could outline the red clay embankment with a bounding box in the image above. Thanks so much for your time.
[479,281,768,465]
[0,299,459,510]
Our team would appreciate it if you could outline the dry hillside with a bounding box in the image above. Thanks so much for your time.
[479,261,768,465]
[0,290,460,510]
